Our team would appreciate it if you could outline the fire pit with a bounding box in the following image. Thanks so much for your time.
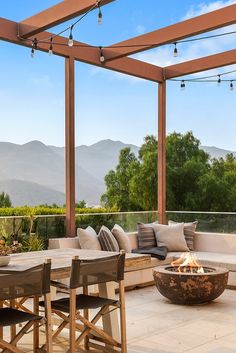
[153,253,228,305]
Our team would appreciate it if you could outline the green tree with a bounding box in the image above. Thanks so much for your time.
[102,131,210,212]
[166,131,209,211]
[0,192,12,208]
[197,154,236,212]
[101,148,140,211]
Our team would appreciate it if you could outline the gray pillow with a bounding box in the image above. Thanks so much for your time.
[77,226,101,250]
[168,220,198,251]
[112,224,132,253]
[153,223,189,252]
[137,222,158,248]
[98,225,119,252]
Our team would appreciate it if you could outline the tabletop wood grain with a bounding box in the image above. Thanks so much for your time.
[0,249,151,280]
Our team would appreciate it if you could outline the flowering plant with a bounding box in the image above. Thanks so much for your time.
[0,239,22,256]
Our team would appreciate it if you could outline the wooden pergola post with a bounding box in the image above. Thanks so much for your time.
[65,56,75,237]
[158,81,166,224]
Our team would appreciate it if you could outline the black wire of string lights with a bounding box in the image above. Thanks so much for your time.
[18,0,103,58]
[19,1,236,64]
[169,68,236,91]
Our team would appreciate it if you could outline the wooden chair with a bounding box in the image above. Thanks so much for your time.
[0,260,52,353]
[41,251,127,353]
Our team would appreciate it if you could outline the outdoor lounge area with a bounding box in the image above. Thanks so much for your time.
[2,0,236,353]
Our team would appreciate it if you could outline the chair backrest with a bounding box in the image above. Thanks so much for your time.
[70,252,125,289]
[0,260,51,301]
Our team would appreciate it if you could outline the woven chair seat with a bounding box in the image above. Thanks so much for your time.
[0,308,42,326]
[40,294,118,312]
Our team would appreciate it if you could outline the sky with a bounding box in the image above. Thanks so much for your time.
[1,0,236,150]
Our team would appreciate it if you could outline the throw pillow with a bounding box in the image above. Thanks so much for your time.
[112,224,132,253]
[77,226,101,250]
[98,225,119,252]
[168,220,198,251]
[137,222,158,249]
[153,223,189,252]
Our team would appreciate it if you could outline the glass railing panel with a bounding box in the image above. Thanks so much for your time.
[166,211,236,234]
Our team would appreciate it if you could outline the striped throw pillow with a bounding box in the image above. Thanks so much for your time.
[168,221,198,251]
[98,225,119,252]
[137,222,158,249]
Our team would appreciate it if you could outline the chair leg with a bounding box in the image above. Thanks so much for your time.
[119,281,127,353]
[83,286,89,350]
[0,338,24,353]
[69,288,76,353]
[0,301,3,339]
[10,300,16,343]
[44,293,53,353]
[33,296,39,353]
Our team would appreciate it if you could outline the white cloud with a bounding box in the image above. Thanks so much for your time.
[136,25,146,35]
[182,0,236,20]
[90,0,236,83]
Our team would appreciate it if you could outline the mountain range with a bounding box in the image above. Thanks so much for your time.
[0,140,233,206]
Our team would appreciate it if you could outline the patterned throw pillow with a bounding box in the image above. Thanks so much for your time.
[137,222,158,249]
[168,220,198,251]
[112,224,132,253]
[98,225,119,252]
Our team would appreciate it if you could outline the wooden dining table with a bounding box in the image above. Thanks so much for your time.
[3,248,151,342]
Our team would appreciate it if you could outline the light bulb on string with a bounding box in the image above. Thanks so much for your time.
[180,80,185,90]
[99,46,105,63]
[30,38,37,59]
[97,0,102,25]
[68,26,74,47]
[49,37,53,55]
[173,43,178,57]
[217,75,221,86]
[230,80,234,91]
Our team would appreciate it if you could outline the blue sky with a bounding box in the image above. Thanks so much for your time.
[1,0,236,149]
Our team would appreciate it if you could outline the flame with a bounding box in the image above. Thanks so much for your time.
[171,253,204,273]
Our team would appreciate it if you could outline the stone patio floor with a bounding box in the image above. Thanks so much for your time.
[9,285,236,352]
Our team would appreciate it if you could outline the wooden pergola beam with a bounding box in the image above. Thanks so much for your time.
[165,49,236,79]
[0,18,163,83]
[20,0,115,38]
[103,4,236,62]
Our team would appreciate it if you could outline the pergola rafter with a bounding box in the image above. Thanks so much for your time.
[2,1,236,234]
[19,0,115,38]
[102,4,236,62]
[165,49,236,79]
[0,18,163,83]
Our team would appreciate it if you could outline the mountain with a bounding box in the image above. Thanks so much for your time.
[0,139,139,206]
[200,146,236,159]
[0,139,234,206]
[0,180,65,206]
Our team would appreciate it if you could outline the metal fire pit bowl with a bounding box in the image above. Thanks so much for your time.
[153,265,229,305]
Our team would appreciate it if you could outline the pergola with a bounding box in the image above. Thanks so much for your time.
[1,1,236,237]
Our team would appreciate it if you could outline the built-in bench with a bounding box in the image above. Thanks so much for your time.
[48,231,236,288]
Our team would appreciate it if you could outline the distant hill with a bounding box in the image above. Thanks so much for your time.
[0,180,65,206]
[0,139,139,206]
[0,139,234,206]
[200,146,236,159]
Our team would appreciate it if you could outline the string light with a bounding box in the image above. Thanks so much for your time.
[173,43,178,57]
[30,38,37,58]
[217,75,221,86]
[99,46,105,62]
[68,26,74,47]
[180,80,185,90]
[97,0,102,25]
[230,81,234,91]
[48,37,53,55]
